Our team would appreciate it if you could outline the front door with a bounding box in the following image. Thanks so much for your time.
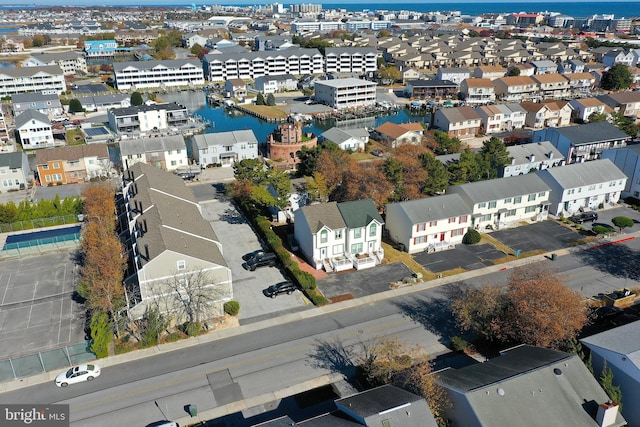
[320,247,326,259]
[440,233,445,242]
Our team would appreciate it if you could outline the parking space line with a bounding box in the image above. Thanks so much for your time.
[1,272,12,306]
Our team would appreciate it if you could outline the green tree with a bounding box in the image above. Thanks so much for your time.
[266,93,276,106]
[383,157,405,202]
[233,158,267,184]
[267,169,291,209]
[611,216,634,232]
[130,91,144,106]
[611,112,639,137]
[480,136,511,179]
[420,152,449,194]
[68,98,84,113]
[601,63,633,91]
[506,67,521,76]
[190,43,204,57]
[89,312,112,358]
[139,307,166,347]
[256,92,265,105]
[587,111,608,123]
[599,365,623,409]
[448,148,482,184]
[431,130,462,155]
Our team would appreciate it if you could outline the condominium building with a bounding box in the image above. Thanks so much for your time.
[107,103,190,134]
[22,51,87,75]
[324,47,377,75]
[113,59,205,90]
[0,65,66,97]
[203,48,323,82]
[314,78,377,109]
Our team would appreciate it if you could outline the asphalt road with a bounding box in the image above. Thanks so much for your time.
[1,235,638,426]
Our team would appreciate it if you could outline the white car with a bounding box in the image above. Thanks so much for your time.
[55,364,101,387]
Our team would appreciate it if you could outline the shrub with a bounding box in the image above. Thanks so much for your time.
[308,292,327,305]
[165,332,182,343]
[185,322,202,336]
[450,336,469,352]
[462,229,481,244]
[224,300,240,316]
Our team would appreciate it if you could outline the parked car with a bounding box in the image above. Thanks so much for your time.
[263,281,297,298]
[244,252,277,271]
[55,364,101,387]
[568,212,598,223]
[242,249,265,261]
[146,422,179,427]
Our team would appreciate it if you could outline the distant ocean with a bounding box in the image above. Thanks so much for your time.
[1,1,639,18]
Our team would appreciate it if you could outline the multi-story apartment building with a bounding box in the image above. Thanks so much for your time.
[459,78,496,105]
[314,78,377,109]
[291,20,345,33]
[107,103,190,134]
[0,65,66,97]
[113,59,204,90]
[203,48,324,82]
[493,76,539,102]
[22,51,87,75]
[324,47,377,76]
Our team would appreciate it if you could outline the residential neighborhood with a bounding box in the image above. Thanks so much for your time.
[1,2,640,427]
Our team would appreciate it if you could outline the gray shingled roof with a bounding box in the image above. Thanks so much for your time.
[14,109,50,128]
[507,141,564,165]
[387,194,470,223]
[0,152,26,169]
[120,135,186,156]
[0,65,62,78]
[109,102,185,117]
[337,199,383,228]
[336,385,431,420]
[538,158,626,188]
[551,122,629,145]
[449,173,551,204]
[192,130,258,149]
[204,47,322,63]
[325,47,376,55]
[12,92,60,103]
[321,127,369,145]
[299,202,346,233]
[581,320,640,364]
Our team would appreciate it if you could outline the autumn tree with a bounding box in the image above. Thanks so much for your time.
[315,149,355,198]
[451,265,590,349]
[391,145,429,200]
[304,173,330,202]
[296,142,339,177]
[378,65,401,84]
[336,163,392,208]
[497,265,590,349]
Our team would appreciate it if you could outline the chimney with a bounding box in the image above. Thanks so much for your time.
[143,219,147,233]
[596,402,619,427]
[144,244,150,260]
[511,158,516,165]
[548,151,553,159]
[530,155,535,162]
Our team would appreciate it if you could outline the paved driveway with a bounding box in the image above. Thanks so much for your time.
[317,262,413,301]
[414,243,506,273]
[0,251,85,360]
[490,220,583,253]
[196,185,310,324]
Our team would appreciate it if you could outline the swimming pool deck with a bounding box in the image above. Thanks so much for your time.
[0,223,82,258]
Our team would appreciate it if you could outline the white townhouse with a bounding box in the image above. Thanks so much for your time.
[502,141,565,178]
[385,194,472,254]
[0,152,31,192]
[14,109,60,150]
[255,74,298,94]
[602,145,640,199]
[568,98,608,122]
[191,130,259,167]
[120,135,188,171]
[0,109,13,153]
[448,174,551,231]
[294,199,384,272]
[0,65,66,97]
[113,59,204,90]
[538,159,627,216]
[324,47,377,76]
[495,103,527,131]
[581,321,640,427]
[203,48,324,82]
[314,78,377,109]
[475,104,504,134]
[22,51,87,75]
[459,78,496,106]
[493,76,539,102]
[435,68,471,86]
[320,127,369,151]
[107,103,189,135]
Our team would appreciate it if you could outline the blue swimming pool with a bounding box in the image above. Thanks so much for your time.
[3,225,81,250]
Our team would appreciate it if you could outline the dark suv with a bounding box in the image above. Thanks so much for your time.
[569,212,598,223]
[244,252,277,271]
[263,281,297,298]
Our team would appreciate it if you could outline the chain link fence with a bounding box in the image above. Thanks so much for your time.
[0,215,81,233]
[0,341,96,383]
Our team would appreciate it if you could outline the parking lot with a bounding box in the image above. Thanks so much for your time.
[414,243,507,273]
[490,220,583,253]
[317,262,413,301]
[0,251,86,360]
[196,186,312,324]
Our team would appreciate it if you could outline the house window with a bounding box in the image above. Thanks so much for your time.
[177,260,186,270]
[320,230,328,243]
[333,244,344,255]
[488,201,497,209]
[514,196,522,204]
[451,228,464,237]
[525,205,537,213]
[45,175,51,182]
[53,163,60,168]
[351,242,363,254]
[369,223,377,237]
[354,228,362,238]
[416,223,426,231]
[528,194,536,201]
[478,202,486,208]
[505,209,517,217]
[42,165,49,170]
[538,191,546,197]
[429,220,438,227]
[504,197,512,203]
[335,230,342,239]
[448,217,456,223]
[459,215,468,223]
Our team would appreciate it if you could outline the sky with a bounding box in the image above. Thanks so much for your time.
[5,0,640,5]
